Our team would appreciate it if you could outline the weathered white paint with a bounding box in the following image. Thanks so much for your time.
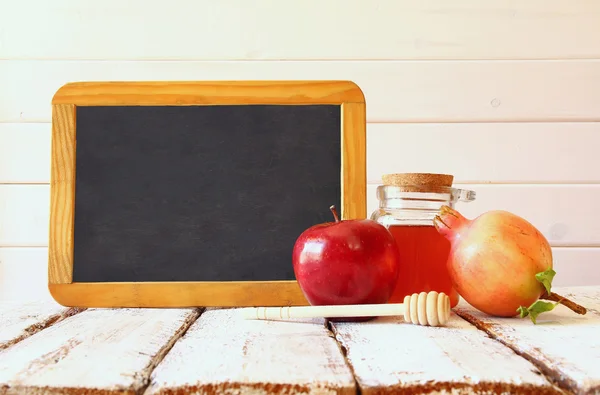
[0,308,200,393]
[146,308,356,394]
[330,313,559,393]
[556,286,600,314]
[4,184,600,248]
[455,286,600,394]
[3,60,600,123]
[6,122,600,185]
[3,0,600,60]
[0,294,598,394]
[0,300,78,351]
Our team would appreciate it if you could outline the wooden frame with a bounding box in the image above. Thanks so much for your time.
[48,80,366,308]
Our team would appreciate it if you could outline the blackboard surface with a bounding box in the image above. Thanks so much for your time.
[72,104,341,283]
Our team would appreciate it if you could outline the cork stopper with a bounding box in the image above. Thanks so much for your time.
[382,173,454,187]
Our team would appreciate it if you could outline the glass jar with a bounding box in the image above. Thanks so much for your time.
[370,173,475,308]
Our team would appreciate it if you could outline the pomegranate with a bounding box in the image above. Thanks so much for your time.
[433,205,586,322]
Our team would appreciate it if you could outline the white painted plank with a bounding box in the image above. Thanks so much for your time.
[455,286,600,394]
[551,249,600,287]
[367,183,600,247]
[556,285,600,315]
[2,0,600,60]
[367,122,600,184]
[0,300,79,351]
[0,185,49,247]
[330,313,559,394]
[3,60,600,123]
[0,307,200,393]
[3,184,600,247]
[146,308,356,394]
[5,122,600,185]
[0,123,50,184]
[0,248,54,303]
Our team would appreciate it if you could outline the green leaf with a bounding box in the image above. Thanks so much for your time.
[535,268,556,295]
[517,300,560,324]
[517,305,529,318]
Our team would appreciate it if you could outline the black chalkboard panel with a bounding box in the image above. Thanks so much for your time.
[48,81,366,308]
[72,104,341,283]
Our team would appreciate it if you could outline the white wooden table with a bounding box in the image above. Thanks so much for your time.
[0,286,598,394]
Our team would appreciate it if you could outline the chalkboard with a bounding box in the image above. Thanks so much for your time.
[48,81,366,308]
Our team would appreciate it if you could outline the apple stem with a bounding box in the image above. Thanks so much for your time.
[329,205,340,223]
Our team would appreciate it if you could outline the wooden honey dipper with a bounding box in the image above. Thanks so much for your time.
[239,291,451,327]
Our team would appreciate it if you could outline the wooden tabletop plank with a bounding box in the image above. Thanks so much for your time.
[0,307,200,394]
[554,285,600,314]
[331,313,561,394]
[0,300,81,351]
[145,308,356,394]
[455,285,600,394]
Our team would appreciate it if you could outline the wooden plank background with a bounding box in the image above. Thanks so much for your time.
[2,61,600,123]
[330,313,559,394]
[3,121,600,185]
[2,0,599,60]
[3,184,599,247]
[455,286,600,394]
[1,286,597,394]
[0,301,79,351]
[0,307,200,393]
[1,1,600,303]
[146,309,356,394]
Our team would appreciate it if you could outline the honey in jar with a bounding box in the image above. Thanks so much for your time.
[370,173,475,308]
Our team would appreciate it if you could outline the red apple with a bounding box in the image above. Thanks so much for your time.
[292,205,402,311]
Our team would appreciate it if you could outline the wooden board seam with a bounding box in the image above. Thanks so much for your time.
[144,307,357,394]
[326,313,565,394]
[326,320,362,394]
[454,308,583,394]
[135,308,203,394]
[0,306,84,352]
[328,311,565,394]
[0,307,204,394]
